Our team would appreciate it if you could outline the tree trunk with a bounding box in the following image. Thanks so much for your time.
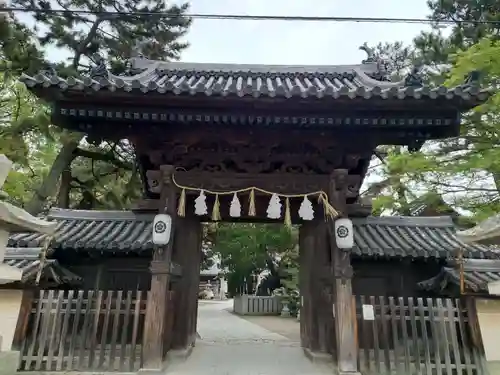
[56,167,72,208]
[25,138,81,215]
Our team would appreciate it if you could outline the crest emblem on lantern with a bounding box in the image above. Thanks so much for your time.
[154,221,167,234]
[336,225,349,238]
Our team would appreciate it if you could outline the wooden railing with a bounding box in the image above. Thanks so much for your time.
[233,295,281,315]
[17,289,169,372]
[353,295,488,375]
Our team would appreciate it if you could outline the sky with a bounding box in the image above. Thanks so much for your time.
[18,0,440,66]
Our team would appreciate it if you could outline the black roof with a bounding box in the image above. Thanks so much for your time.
[418,259,500,293]
[352,216,498,259]
[4,247,81,285]
[20,58,487,103]
[7,209,499,260]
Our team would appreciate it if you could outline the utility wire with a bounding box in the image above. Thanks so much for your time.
[1,6,498,26]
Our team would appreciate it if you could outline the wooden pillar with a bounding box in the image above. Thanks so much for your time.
[171,216,202,350]
[299,221,316,351]
[299,220,334,356]
[142,165,176,370]
[329,169,360,375]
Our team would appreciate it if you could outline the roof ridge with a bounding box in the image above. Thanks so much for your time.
[353,215,454,227]
[128,59,382,75]
[48,208,154,221]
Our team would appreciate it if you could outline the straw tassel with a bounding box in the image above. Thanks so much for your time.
[319,193,339,219]
[177,188,186,217]
[284,197,292,229]
[248,189,256,216]
[211,194,221,221]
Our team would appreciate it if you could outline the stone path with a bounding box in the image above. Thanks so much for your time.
[165,300,333,375]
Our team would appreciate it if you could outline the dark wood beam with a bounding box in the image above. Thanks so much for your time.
[329,169,360,375]
[142,165,176,370]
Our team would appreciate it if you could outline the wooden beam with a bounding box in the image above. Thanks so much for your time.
[329,169,360,375]
[147,170,362,198]
[142,165,176,370]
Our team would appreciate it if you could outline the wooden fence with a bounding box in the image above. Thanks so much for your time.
[17,289,166,372]
[233,295,282,315]
[354,296,488,375]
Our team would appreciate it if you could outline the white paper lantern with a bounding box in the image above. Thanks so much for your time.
[334,218,354,249]
[152,214,172,245]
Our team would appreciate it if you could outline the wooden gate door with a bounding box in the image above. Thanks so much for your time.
[354,296,488,375]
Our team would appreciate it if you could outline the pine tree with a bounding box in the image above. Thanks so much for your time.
[8,0,192,214]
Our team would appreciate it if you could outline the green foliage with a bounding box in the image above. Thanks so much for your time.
[0,74,59,206]
[0,13,45,76]
[12,0,191,71]
[1,0,192,213]
[212,223,298,295]
[214,223,296,274]
[366,0,500,221]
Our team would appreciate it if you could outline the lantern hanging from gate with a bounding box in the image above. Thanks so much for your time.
[153,214,172,245]
[334,217,353,249]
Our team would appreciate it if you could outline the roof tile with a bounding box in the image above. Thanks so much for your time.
[418,259,500,293]
[7,209,499,260]
[4,247,81,284]
[20,60,488,102]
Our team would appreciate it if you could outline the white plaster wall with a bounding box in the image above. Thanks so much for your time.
[0,228,8,263]
[476,299,500,361]
[489,281,500,296]
[0,289,23,351]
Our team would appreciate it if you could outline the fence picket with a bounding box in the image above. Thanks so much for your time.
[35,290,53,370]
[18,289,149,373]
[388,297,401,374]
[46,291,64,370]
[24,290,44,370]
[445,299,463,375]
[77,290,93,369]
[353,295,487,375]
[109,291,123,370]
[129,290,142,370]
[88,290,102,369]
[407,297,421,375]
[67,290,84,370]
[119,291,133,371]
[98,291,113,369]
[369,296,381,374]
[378,296,392,374]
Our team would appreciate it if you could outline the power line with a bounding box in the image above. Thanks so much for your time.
[2,6,498,26]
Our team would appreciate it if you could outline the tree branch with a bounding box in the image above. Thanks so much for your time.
[73,147,133,170]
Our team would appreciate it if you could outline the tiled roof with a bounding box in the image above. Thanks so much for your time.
[4,247,81,284]
[7,209,499,260]
[8,209,154,252]
[351,216,499,259]
[20,59,488,102]
[418,259,500,293]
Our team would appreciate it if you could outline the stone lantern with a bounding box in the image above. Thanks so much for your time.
[0,155,57,284]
